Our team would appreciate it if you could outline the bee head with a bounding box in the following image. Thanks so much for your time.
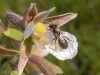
[49,24,57,29]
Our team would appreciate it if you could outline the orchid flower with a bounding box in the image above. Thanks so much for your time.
[18,2,78,74]
[22,3,78,61]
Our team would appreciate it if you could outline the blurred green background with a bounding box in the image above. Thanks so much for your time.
[0,0,100,75]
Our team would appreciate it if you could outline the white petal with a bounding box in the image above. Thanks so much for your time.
[24,22,34,39]
[45,32,78,60]
[62,31,77,41]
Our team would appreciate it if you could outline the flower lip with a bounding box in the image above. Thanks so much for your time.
[44,31,78,60]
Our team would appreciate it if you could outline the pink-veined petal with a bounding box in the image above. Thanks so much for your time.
[44,13,77,27]
[23,3,38,28]
[34,7,56,24]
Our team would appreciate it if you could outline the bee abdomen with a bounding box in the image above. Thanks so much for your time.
[58,38,68,49]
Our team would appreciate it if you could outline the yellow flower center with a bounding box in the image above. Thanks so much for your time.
[34,23,46,34]
[33,23,47,45]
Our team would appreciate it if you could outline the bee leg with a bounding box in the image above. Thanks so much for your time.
[54,38,57,50]
[49,38,56,50]
[63,36,75,42]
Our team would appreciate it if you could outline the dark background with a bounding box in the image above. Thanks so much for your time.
[0,0,100,75]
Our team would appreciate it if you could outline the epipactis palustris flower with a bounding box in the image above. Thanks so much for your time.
[23,3,78,61]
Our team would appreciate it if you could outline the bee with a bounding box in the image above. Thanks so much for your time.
[49,24,68,49]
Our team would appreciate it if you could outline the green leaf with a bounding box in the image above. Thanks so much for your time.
[10,71,18,75]
[4,28,23,41]
[0,35,19,50]
[0,61,11,75]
